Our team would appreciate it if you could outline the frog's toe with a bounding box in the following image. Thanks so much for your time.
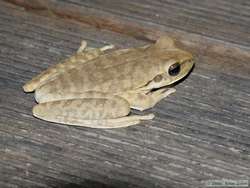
[77,40,88,53]
[155,88,176,97]
[100,44,115,51]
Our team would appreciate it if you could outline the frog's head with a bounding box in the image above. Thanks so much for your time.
[151,36,194,86]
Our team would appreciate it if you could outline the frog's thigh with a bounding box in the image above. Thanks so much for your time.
[24,42,114,92]
[122,88,176,111]
[23,44,106,92]
[32,96,153,128]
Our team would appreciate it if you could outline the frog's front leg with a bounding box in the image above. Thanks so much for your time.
[32,94,154,128]
[121,88,176,111]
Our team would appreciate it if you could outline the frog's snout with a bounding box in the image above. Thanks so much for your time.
[180,59,195,78]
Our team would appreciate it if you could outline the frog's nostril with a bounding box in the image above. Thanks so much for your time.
[168,63,181,76]
[153,75,163,82]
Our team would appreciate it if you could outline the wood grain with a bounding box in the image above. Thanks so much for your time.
[0,1,250,188]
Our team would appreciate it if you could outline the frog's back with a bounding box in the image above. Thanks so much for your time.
[35,47,162,103]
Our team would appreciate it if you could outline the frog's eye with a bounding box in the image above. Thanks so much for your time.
[168,63,180,76]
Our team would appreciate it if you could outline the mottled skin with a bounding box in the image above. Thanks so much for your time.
[23,36,194,128]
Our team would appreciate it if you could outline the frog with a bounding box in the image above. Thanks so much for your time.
[23,36,194,128]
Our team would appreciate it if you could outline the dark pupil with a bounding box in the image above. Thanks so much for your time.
[168,63,181,76]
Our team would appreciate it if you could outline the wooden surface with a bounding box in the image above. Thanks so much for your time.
[1,0,250,187]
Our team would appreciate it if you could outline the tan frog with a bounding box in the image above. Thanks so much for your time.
[23,36,194,128]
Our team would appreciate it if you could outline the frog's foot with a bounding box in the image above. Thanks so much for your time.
[149,87,176,102]
[100,44,115,51]
[77,40,88,53]
[77,40,115,54]
[98,114,154,128]
[122,88,176,111]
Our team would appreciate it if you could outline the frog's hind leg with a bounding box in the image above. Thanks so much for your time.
[33,111,154,128]
[76,40,87,53]
[96,114,154,128]
[23,41,114,93]
[32,95,154,128]
[77,40,114,53]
